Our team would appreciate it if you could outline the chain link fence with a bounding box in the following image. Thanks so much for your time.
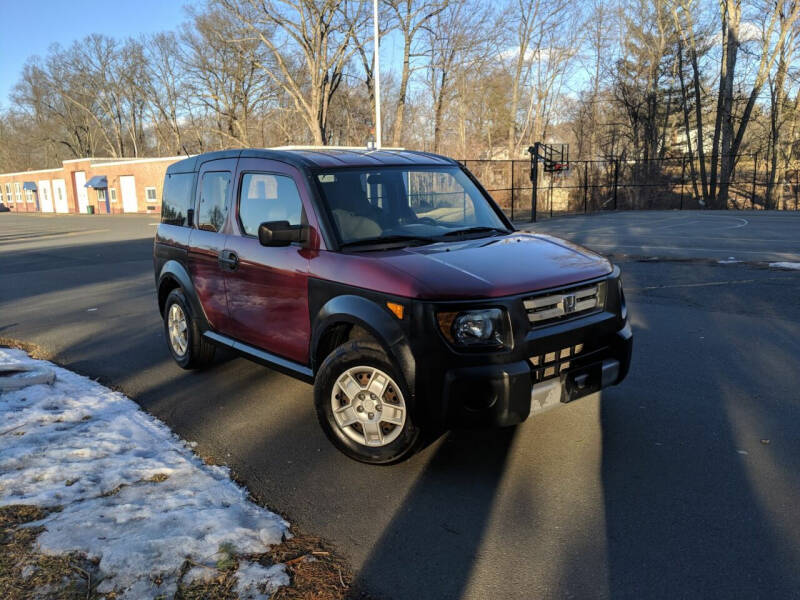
[460,156,800,222]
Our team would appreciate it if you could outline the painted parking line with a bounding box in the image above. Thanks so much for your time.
[561,234,800,244]
[0,229,110,243]
[655,216,748,230]
[584,242,800,257]
[627,274,798,292]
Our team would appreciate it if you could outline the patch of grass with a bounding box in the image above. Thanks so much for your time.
[0,339,48,361]
[1,505,360,599]
[174,530,358,600]
[215,542,238,571]
[0,505,100,600]
[266,532,354,600]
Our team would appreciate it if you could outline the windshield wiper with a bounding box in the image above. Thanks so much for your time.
[438,226,509,238]
[340,234,435,250]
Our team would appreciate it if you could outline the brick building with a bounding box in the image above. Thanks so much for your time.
[0,156,186,214]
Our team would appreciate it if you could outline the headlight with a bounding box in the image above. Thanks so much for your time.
[437,308,511,349]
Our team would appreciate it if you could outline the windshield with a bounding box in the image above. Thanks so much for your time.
[315,166,509,247]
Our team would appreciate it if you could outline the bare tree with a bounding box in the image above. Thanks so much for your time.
[712,0,800,208]
[765,6,800,208]
[501,0,575,158]
[385,0,449,146]
[217,0,366,145]
[11,58,96,160]
[182,6,273,148]
[144,32,190,155]
[673,0,713,204]
[423,0,494,153]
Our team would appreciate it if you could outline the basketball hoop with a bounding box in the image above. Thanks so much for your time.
[528,143,570,173]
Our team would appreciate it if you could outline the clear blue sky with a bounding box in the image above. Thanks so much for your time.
[0,0,408,111]
[0,0,189,109]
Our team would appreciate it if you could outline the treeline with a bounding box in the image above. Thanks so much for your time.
[1,0,798,209]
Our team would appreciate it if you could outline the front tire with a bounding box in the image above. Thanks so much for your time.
[314,341,422,464]
[163,288,215,369]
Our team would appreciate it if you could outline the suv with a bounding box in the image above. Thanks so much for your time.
[154,148,632,464]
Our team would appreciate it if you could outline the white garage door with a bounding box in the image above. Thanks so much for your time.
[120,176,138,213]
[37,180,54,213]
[52,179,69,213]
[74,171,89,213]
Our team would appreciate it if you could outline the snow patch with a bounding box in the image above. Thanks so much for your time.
[183,565,218,586]
[236,561,291,599]
[769,262,800,270]
[0,348,290,599]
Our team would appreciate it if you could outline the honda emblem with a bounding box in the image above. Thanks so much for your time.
[562,294,577,314]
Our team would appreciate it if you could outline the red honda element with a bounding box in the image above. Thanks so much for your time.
[154,148,632,464]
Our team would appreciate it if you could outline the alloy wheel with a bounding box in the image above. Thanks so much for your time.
[167,303,188,356]
[331,366,407,447]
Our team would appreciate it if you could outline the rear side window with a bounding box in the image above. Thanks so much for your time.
[198,171,231,232]
[239,173,303,236]
[161,173,194,226]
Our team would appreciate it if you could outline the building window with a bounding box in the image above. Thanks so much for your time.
[0,186,4,203]
[25,189,34,203]
[98,189,107,203]
[14,183,22,203]
[145,187,158,203]
[110,188,117,202]
[4,184,10,203]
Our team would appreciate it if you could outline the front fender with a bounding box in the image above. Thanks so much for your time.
[311,294,415,395]
[157,260,210,331]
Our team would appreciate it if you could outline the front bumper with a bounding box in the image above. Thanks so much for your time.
[441,321,632,427]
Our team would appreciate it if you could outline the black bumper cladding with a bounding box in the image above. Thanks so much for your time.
[443,322,632,427]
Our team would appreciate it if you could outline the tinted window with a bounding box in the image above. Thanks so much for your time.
[239,173,303,236]
[198,171,230,232]
[161,173,194,226]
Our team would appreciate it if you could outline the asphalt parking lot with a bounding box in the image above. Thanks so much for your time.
[2,210,800,599]
[519,210,800,262]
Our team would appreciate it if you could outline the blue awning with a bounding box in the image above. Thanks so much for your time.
[23,181,37,191]
[85,175,108,189]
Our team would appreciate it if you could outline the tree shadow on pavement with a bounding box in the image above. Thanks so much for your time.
[599,267,800,598]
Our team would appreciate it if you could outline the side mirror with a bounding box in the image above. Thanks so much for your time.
[258,220,306,246]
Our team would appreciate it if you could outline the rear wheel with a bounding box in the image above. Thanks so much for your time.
[163,288,215,369]
[314,341,422,464]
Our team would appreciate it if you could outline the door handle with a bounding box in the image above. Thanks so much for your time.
[218,250,239,270]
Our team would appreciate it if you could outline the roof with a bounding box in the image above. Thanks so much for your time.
[166,148,457,174]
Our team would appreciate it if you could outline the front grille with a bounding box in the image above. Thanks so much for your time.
[529,343,585,383]
[523,281,606,326]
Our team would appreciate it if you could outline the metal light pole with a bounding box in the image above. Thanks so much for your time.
[373,0,382,149]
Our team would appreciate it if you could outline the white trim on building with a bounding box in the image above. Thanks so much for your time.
[92,156,188,168]
[0,167,62,178]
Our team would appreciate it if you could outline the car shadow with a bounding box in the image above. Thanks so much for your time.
[348,426,517,600]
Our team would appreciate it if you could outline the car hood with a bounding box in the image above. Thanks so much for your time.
[377,232,613,299]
